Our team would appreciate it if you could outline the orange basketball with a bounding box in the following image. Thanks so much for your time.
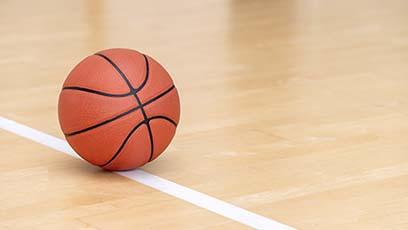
[58,48,180,170]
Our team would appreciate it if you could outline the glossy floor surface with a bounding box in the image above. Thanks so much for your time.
[1,0,408,229]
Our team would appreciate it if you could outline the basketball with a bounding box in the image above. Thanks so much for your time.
[57,48,180,170]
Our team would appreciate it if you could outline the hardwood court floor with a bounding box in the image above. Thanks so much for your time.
[1,0,408,229]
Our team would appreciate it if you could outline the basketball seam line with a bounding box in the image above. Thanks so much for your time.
[94,53,150,94]
[94,53,136,91]
[63,54,150,98]
[100,116,177,167]
[135,93,156,162]
[62,86,132,97]
[134,54,150,92]
[64,85,176,136]
[95,52,160,164]
[62,86,133,97]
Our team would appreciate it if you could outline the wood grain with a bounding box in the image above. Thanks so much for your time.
[0,0,407,229]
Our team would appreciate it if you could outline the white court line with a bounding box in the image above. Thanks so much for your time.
[0,116,295,230]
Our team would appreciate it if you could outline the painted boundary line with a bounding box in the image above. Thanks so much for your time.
[0,116,295,230]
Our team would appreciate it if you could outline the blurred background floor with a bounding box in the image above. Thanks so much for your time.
[1,0,408,229]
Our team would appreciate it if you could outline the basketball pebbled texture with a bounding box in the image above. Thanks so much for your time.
[58,48,180,170]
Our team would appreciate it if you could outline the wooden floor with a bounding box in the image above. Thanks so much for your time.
[1,0,408,229]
